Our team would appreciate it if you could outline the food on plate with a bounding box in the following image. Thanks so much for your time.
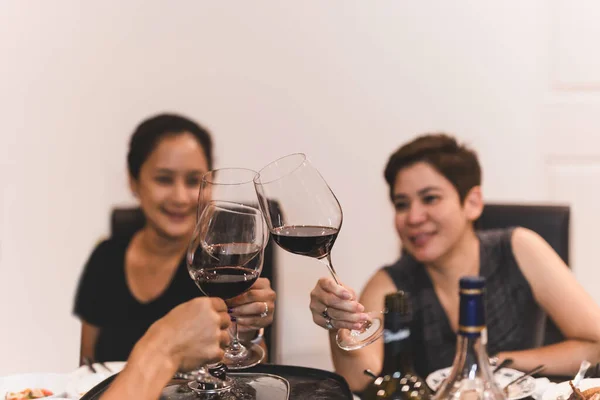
[4,388,53,399]
[568,381,600,400]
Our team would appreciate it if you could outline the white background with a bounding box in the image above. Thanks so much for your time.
[1,0,599,374]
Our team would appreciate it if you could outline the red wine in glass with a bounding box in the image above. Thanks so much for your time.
[187,198,266,382]
[254,153,384,351]
[270,225,339,258]
[192,267,259,299]
[192,242,261,299]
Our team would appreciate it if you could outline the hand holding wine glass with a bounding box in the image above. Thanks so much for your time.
[188,200,267,370]
[102,297,231,400]
[254,153,384,350]
[185,199,267,395]
[227,277,276,335]
[309,277,370,332]
[194,167,273,361]
[151,297,232,372]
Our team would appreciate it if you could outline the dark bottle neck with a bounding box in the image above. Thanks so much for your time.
[381,311,414,376]
[455,287,494,375]
[458,288,486,339]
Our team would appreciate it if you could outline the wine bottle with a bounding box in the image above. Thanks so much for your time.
[432,276,506,400]
[362,291,431,400]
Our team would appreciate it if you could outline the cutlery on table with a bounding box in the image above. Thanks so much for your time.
[82,357,98,374]
[493,358,514,374]
[503,364,545,395]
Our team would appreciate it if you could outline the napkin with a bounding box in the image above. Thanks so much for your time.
[533,377,555,400]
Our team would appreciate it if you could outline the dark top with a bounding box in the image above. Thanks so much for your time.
[73,233,203,362]
[383,228,545,377]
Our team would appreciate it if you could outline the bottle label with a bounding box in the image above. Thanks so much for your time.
[383,328,410,343]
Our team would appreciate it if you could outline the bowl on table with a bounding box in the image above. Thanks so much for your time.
[66,362,125,399]
[0,372,69,399]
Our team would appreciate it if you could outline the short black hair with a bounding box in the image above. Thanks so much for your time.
[384,133,481,202]
[127,113,213,179]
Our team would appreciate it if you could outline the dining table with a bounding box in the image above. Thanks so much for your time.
[80,363,354,400]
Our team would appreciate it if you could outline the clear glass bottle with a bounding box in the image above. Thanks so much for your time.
[362,291,431,400]
[432,276,506,400]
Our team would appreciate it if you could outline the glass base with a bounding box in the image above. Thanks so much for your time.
[336,310,384,351]
[188,375,233,395]
[162,372,289,400]
[222,342,265,370]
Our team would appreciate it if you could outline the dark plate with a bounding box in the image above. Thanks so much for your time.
[80,364,352,400]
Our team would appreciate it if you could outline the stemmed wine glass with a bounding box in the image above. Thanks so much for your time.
[196,168,261,220]
[254,153,384,351]
[186,200,267,394]
[196,168,267,369]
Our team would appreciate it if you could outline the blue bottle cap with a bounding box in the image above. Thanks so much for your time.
[459,276,485,290]
[458,276,486,336]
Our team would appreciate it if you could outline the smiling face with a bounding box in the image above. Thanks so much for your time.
[392,162,483,264]
[129,133,209,240]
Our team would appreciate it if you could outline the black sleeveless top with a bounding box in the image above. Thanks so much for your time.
[383,228,545,377]
[73,233,203,362]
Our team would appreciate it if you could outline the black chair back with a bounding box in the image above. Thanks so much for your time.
[476,202,570,346]
[110,206,279,362]
[476,203,569,265]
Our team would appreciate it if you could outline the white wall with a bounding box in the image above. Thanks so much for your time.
[0,0,597,374]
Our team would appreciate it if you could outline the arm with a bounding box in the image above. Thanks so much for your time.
[99,325,178,400]
[496,228,600,375]
[80,321,100,364]
[101,297,231,400]
[310,270,397,392]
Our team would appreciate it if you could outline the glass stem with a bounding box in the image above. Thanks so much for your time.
[320,253,372,334]
[228,316,245,355]
[320,253,342,286]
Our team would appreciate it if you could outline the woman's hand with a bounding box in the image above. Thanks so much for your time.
[143,297,231,372]
[309,277,369,331]
[227,278,276,333]
[100,297,231,400]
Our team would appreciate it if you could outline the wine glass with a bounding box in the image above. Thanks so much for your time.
[195,168,267,368]
[196,168,260,220]
[254,153,383,351]
[186,201,266,394]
